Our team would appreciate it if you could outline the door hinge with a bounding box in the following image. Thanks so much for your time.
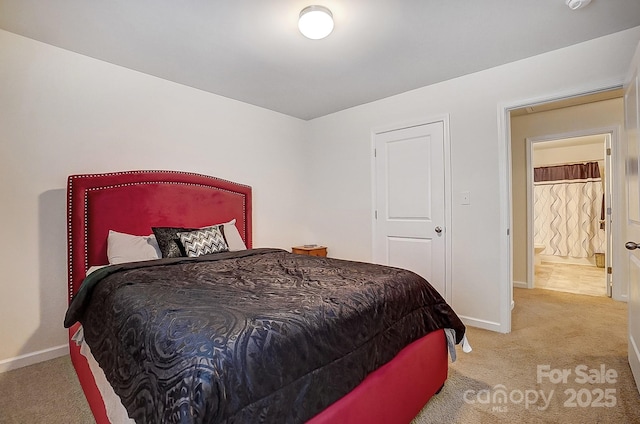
[374,148,377,157]
[375,210,378,219]
[607,267,612,274]
[606,148,611,156]
[507,228,510,236]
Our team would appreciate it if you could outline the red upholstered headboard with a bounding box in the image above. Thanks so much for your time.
[67,170,252,302]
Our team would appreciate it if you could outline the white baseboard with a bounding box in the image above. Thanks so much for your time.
[459,315,502,333]
[0,344,69,374]
[513,280,528,289]
[629,335,640,395]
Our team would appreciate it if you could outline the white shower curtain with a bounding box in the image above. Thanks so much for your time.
[533,162,605,258]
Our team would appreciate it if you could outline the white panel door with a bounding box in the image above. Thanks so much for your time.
[624,41,640,394]
[373,122,446,297]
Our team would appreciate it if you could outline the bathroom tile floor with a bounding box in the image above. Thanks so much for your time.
[534,261,607,297]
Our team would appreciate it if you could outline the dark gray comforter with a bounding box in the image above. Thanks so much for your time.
[65,248,465,423]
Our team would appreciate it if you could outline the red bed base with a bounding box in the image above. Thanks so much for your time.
[308,328,447,423]
[67,170,448,423]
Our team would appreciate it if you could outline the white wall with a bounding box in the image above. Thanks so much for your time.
[0,29,309,367]
[305,26,640,331]
[532,139,606,167]
[2,24,640,368]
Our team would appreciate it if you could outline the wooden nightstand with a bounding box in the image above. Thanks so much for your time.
[292,245,327,257]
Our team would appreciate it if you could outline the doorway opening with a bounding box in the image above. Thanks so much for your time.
[527,133,612,297]
[507,87,627,303]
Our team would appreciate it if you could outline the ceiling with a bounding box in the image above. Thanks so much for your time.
[1,1,640,120]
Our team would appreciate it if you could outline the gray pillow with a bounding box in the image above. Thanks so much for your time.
[177,225,229,257]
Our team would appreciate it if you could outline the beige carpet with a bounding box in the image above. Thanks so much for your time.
[414,288,640,423]
[0,288,638,423]
[0,355,93,423]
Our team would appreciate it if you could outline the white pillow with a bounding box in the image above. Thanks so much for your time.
[222,219,247,251]
[107,230,162,264]
[86,265,108,276]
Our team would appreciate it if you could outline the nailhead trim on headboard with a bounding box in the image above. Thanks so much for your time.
[67,179,74,301]
[67,170,252,301]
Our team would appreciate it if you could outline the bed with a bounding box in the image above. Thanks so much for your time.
[64,170,466,424]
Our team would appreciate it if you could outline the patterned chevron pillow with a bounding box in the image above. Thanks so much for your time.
[176,225,229,257]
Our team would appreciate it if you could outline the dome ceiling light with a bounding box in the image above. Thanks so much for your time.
[298,5,334,40]
[565,0,591,10]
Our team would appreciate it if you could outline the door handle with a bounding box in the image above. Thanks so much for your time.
[625,241,639,250]
[435,226,443,234]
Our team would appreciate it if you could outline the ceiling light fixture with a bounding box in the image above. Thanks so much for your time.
[565,0,591,10]
[298,5,334,40]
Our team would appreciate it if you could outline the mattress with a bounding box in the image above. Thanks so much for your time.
[73,327,135,423]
